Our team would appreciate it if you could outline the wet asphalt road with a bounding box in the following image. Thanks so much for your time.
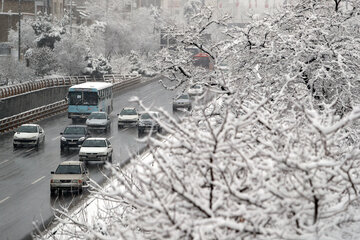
[0,78,179,240]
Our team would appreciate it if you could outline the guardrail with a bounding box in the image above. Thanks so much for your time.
[0,75,142,133]
[0,74,140,99]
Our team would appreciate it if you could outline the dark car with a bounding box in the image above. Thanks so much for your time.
[60,125,90,151]
[138,111,162,137]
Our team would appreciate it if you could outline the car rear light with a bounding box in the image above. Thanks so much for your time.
[50,179,53,183]
[78,180,82,184]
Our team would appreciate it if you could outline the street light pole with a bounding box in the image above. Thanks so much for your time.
[18,0,21,61]
[70,0,73,35]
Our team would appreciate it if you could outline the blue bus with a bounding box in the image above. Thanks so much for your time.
[67,82,113,120]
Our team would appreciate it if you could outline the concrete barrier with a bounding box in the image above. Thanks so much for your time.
[0,86,69,118]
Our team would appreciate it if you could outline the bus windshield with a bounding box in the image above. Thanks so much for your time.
[69,92,98,106]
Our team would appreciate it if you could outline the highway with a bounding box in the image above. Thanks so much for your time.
[0,78,178,240]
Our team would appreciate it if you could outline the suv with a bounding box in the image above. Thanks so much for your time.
[172,93,192,111]
[86,112,111,132]
[50,161,89,196]
[117,107,139,128]
[60,125,90,151]
[138,111,162,136]
[13,124,45,148]
[79,138,113,163]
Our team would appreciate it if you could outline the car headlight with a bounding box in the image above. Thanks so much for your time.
[71,179,82,183]
[79,152,86,156]
[79,137,85,142]
[61,137,66,141]
[51,179,60,183]
[98,152,107,156]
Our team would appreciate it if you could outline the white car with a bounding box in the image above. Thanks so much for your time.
[50,161,89,196]
[13,124,45,148]
[187,84,204,96]
[117,107,139,128]
[79,137,113,163]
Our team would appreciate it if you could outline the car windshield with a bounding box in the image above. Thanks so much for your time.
[178,94,189,100]
[17,125,37,133]
[82,139,106,147]
[64,127,85,135]
[140,113,152,119]
[191,85,201,89]
[120,109,137,115]
[55,165,81,174]
[88,113,106,119]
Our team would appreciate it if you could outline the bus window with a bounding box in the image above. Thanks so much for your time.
[69,92,83,105]
[83,92,98,105]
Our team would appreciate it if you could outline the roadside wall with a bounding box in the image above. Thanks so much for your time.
[0,86,68,118]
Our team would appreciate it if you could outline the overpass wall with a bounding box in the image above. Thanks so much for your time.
[0,86,68,118]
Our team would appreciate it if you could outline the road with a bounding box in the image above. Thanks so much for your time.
[0,78,179,240]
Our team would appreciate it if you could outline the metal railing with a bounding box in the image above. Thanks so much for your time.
[0,74,140,99]
[0,74,142,133]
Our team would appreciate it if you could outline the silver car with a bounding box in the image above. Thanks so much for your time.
[172,93,192,111]
[50,161,89,196]
[86,112,111,132]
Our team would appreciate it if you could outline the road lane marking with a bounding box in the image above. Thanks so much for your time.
[52,136,61,141]
[108,136,114,140]
[0,196,10,204]
[120,129,127,132]
[32,176,45,185]
[25,148,34,153]
[0,159,9,165]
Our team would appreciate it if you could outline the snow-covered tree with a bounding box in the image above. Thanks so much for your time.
[42,1,360,239]
[0,57,35,84]
[83,54,112,77]
[26,47,57,76]
[53,34,88,75]
[31,13,66,49]
[8,18,37,51]
[220,0,360,116]
[85,0,160,57]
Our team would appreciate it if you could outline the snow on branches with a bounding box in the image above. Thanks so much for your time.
[44,1,360,239]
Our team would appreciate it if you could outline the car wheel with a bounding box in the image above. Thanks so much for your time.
[118,124,123,129]
[158,127,162,134]
[35,139,39,149]
[138,129,143,137]
[108,154,113,163]
[173,107,176,111]
[188,106,192,111]
[50,188,56,197]
[13,143,18,149]
[78,188,83,194]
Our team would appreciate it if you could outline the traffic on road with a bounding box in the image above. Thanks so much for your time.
[0,78,199,240]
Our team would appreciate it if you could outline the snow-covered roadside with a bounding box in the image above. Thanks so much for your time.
[35,149,154,240]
